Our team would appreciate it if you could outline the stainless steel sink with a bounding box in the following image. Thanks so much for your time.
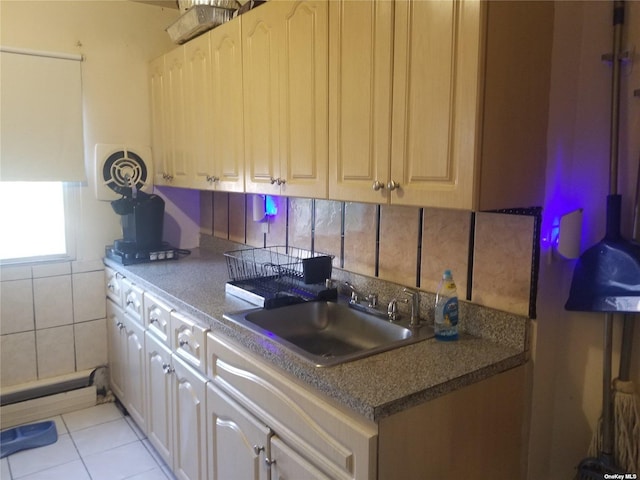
[223,301,434,367]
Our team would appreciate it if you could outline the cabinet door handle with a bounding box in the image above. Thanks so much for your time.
[253,445,265,455]
[162,363,174,374]
[116,321,125,330]
[387,180,400,191]
[206,175,219,183]
[179,339,189,347]
[372,180,385,191]
[264,457,276,467]
[149,317,158,324]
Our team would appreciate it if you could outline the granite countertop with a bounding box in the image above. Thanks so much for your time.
[105,242,527,422]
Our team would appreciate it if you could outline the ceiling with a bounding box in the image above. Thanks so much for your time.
[131,0,179,9]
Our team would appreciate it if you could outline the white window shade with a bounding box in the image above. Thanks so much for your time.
[0,47,86,182]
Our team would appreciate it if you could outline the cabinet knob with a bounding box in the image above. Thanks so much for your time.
[149,317,158,324]
[387,180,400,191]
[253,445,265,455]
[162,363,174,375]
[372,180,385,191]
[116,321,125,330]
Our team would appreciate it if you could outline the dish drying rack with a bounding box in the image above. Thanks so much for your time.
[224,246,335,307]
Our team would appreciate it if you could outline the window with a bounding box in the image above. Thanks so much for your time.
[0,182,76,263]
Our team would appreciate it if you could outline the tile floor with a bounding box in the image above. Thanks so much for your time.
[1,403,176,480]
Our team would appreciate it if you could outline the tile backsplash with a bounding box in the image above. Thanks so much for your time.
[0,260,107,388]
[203,192,539,318]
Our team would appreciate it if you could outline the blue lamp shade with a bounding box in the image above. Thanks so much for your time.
[565,195,640,312]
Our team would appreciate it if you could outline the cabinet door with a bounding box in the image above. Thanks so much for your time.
[277,0,328,198]
[149,55,169,186]
[145,331,174,469]
[165,47,189,187]
[328,0,394,203]
[210,18,245,193]
[124,317,146,434]
[242,2,282,195]
[172,355,208,480]
[271,436,332,480]
[206,382,270,480]
[390,0,481,209]
[185,33,215,190]
[106,301,126,402]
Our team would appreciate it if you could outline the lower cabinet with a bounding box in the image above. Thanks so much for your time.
[106,300,147,433]
[206,332,378,480]
[206,382,271,480]
[145,331,208,480]
[207,381,332,480]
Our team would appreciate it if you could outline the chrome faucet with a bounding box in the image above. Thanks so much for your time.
[344,282,378,308]
[402,288,421,327]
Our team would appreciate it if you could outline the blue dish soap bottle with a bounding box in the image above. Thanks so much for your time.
[434,269,459,341]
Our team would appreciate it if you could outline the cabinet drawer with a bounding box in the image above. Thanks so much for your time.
[121,278,144,325]
[105,267,123,307]
[171,311,208,371]
[207,332,377,480]
[144,292,173,346]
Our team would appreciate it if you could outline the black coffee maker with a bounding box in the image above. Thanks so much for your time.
[106,191,178,265]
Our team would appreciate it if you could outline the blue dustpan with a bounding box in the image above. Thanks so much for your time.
[0,421,58,458]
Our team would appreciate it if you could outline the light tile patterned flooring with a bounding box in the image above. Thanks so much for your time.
[1,403,176,480]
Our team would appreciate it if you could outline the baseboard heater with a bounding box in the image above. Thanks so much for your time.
[0,369,98,429]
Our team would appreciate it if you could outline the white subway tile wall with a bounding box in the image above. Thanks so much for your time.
[0,262,107,388]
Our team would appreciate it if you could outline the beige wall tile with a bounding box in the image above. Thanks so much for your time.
[200,190,214,236]
[1,332,37,386]
[36,325,75,379]
[379,205,420,287]
[213,191,229,239]
[75,319,108,371]
[71,260,104,274]
[228,192,246,243]
[289,198,312,250]
[73,271,107,322]
[473,212,534,316]
[34,275,74,329]
[0,279,34,334]
[344,202,377,277]
[32,262,71,278]
[421,208,471,296]
[0,265,31,281]
[314,199,343,265]
[245,194,265,248]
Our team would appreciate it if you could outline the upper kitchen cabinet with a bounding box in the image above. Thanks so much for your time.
[242,0,328,198]
[328,0,394,204]
[208,18,245,192]
[329,0,553,211]
[149,48,189,187]
[186,21,245,192]
[150,20,244,193]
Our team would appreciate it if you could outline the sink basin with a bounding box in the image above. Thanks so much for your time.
[224,301,433,367]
